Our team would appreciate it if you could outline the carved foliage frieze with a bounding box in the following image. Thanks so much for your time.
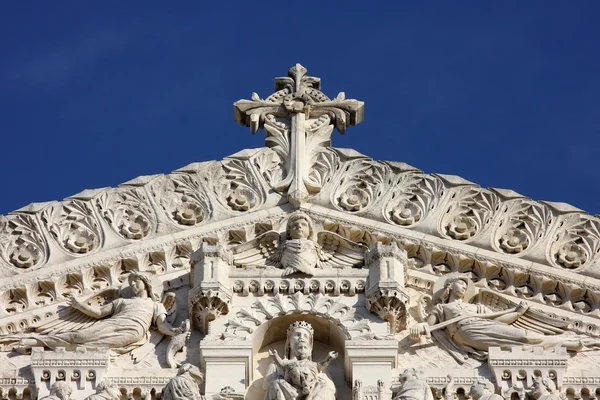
[549,213,600,270]
[492,199,552,256]
[0,214,47,269]
[383,172,443,227]
[150,173,211,228]
[439,186,499,241]
[40,200,102,255]
[331,160,387,213]
[214,159,265,212]
[96,188,156,240]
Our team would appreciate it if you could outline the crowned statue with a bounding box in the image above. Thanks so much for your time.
[263,321,338,400]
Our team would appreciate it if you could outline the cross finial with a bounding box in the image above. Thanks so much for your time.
[233,64,364,207]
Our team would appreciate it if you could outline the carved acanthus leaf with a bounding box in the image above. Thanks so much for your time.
[332,160,387,213]
[493,199,551,255]
[151,173,210,227]
[439,186,499,241]
[550,214,600,270]
[384,173,443,227]
[41,200,101,255]
[96,188,155,241]
[0,214,47,269]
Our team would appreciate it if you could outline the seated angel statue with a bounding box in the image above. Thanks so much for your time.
[409,273,600,363]
[263,321,337,400]
[1,272,188,355]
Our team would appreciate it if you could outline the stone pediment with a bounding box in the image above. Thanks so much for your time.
[2,64,600,399]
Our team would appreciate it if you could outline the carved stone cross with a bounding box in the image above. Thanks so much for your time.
[233,64,364,207]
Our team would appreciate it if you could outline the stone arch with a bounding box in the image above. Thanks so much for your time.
[221,292,374,342]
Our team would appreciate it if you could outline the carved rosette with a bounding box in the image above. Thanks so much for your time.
[331,160,387,213]
[439,186,499,241]
[96,188,156,240]
[40,200,102,255]
[151,174,211,228]
[549,214,600,270]
[492,199,551,255]
[383,173,443,227]
[0,214,47,269]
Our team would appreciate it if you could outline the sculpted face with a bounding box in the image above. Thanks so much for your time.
[130,276,146,297]
[398,370,412,385]
[289,217,310,240]
[451,279,467,299]
[289,327,312,360]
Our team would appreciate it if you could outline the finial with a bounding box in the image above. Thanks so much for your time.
[233,64,364,207]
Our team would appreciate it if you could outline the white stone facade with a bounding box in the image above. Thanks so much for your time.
[1,65,600,400]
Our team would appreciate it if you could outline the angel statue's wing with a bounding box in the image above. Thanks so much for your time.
[231,231,282,268]
[316,231,368,269]
[32,287,120,335]
[478,288,570,335]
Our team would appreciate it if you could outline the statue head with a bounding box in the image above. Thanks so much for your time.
[178,363,204,383]
[286,212,314,240]
[49,381,72,400]
[468,378,495,400]
[434,274,476,304]
[128,272,160,301]
[531,377,556,398]
[285,321,314,360]
[398,368,419,386]
[95,381,120,399]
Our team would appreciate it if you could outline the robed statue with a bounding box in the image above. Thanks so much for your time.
[409,273,600,363]
[392,368,433,400]
[263,321,337,400]
[232,212,367,276]
[1,272,188,361]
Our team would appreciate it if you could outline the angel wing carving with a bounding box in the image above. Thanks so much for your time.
[231,230,367,276]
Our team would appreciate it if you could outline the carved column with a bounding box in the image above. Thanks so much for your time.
[189,243,232,334]
[365,242,410,333]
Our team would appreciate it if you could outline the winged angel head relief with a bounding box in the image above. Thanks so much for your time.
[410,273,600,364]
[0,272,189,365]
[232,212,368,276]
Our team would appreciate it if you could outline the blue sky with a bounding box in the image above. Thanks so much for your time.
[1,2,599,215]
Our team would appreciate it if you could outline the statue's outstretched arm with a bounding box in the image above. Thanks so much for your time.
[318,351,338,372]
[68,297,114,319]
[155,314,187,336]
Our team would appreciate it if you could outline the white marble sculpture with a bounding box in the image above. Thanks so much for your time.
[392,368,433,400]
[467,378,502,400]
[162,363,205,400]
[530,377,561,400]
[232,211,366,275]
[1,272,188,355]
[263,321,337,400]
[82,381,120,400]
[40,382,72,400]
[409,273,600,363]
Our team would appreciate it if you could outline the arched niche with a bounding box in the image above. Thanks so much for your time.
[245,314,350,400]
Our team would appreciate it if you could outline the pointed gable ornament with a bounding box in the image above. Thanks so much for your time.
[233,64,364,207]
